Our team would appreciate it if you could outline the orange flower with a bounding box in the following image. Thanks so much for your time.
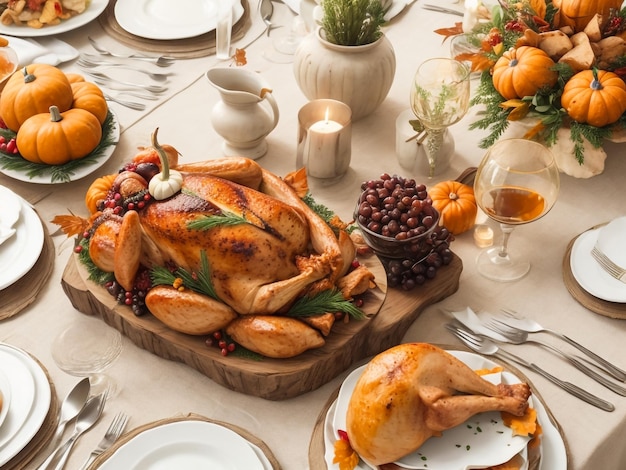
[333,431,359,470]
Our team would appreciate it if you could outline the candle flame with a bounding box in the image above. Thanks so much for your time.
[465,0,478,8]
[324,107,330,123]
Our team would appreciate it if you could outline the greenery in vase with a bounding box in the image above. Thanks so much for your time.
[321,0,387,46]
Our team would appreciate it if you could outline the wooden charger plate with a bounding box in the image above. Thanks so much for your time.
[562,224,626,319]
[62,249,462,400]
[308,344,571,470]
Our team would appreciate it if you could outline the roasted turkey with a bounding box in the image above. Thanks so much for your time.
[346,343,531,465]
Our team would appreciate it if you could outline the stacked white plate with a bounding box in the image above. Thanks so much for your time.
[0,186,44,290]
[98,420,271,469]
[570,221,626,303]
[114,0,245,40]
[324,350,568,470]
[0,343,52,466]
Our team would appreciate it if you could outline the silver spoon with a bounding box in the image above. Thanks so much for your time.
[37,392,107,470]
[88,37,175,67]
[40,377,91,463]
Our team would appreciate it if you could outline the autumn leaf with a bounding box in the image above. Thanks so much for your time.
[434,22,463,41]
[283,167,309,198]
[523,121,547,139]
[51,213,89,238]
[468,53,495,73]
[233,48,247,66]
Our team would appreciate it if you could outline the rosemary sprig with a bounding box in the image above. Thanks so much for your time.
[0,111,118,183]
[186,211,248,231]
[302,192,356,234]
[150,251,218,300]
[287,289,366,320]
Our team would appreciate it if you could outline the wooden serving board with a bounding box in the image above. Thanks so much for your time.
[61,252,462,400]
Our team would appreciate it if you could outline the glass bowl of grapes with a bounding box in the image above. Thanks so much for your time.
[354,174,455,290]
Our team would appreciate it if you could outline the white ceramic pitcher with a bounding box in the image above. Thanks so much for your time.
[206,68,279,160]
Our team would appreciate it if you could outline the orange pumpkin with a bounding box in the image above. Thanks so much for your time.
[492,46,558,100]
[85,173,116,214]
[429,180,477,235]
[0,64,73,132]
[71,81,108,124]
[553,0,622,31]
[16,105,102,165]
[65,72,85,84]
[560,69,626,127]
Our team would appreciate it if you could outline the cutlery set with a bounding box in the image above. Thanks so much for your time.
[77,37,176,111]
[445,307,626,411]
[36,380,128,470]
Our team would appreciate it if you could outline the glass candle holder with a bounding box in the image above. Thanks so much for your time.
[297,99,352,181]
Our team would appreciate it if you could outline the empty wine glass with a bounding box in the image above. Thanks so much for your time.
[51,315,123,397]
[410,58,470,177]
[473,139,560,281]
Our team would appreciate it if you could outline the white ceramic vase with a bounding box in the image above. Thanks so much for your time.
[293,28,396,121]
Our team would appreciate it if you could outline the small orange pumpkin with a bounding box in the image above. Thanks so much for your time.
[429,180,477,235]
[65,72,85,84]
[71,81,108,124]
[0,64,73,132]
[16,105,102,165]
[560,69,626,127]
[492,46,558,100]
[553,0,622,31]
[85,173,116,214]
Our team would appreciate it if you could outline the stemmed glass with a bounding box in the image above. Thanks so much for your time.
[473,139,560,281]
[410,57,470,178]
[51,315,123,397]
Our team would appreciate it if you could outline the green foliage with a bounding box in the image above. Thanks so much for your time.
[0,111,118,183]
[321,0,386,46]
[151,251,218,300]
[186,211,248,231]
[286,289,366,319]
[77,236,114,285]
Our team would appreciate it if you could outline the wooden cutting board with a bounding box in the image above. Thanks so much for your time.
[61,252,462,400]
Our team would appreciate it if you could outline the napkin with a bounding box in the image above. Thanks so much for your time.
[0,187,21,246]
[2,36,78,67]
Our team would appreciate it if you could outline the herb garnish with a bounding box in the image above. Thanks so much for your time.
[151,251,218,300]
[286,289,366,320]
[186,211,248,231]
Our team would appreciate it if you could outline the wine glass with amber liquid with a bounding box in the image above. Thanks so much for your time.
[474,139,560,281]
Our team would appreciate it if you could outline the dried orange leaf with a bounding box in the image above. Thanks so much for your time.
[475,366,504,376]
[333,438,359,470]
[51,213,89,238]
[283,167,308,198]
[523,121,546,139]
[470,54,494,73]
[434,23,464,40]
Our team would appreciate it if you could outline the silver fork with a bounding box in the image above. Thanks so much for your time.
[445,323,615,411]
[484,319,626,396]
[85,72,168,94]
[79,412,129,470]
[103,93,146,111]
[88,37,175,67]
[77,57,174,82]
[591,245,626,283]
[498,309,626,381]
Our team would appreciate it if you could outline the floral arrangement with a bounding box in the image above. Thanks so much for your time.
[439,0,626,164]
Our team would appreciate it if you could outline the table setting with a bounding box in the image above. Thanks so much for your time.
[1,0,626,469]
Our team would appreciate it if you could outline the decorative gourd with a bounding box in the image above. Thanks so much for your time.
[16,105,102,165]
[0,64,73,132]
[71,81,108,124]
[552,0,622,31]
[65,72,85,84]
[148,128,183,200]
[492,46,558,100]
[429,180,477,235]
[560,69,626,127]
[85,173,116,214]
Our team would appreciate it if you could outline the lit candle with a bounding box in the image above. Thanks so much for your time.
[305,108,344,178]
[462,0,479,33]
[473,224,494,248]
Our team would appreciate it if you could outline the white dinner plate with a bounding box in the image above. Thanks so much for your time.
[0,193,44,290]
[0,343,51,466]
[325,350,567,470]
[0,368,12,430]
[0,110,120,184]
[570,228,626,303]
[0,0,109,38]
[114,0,245,40]
[99,420,265,469]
